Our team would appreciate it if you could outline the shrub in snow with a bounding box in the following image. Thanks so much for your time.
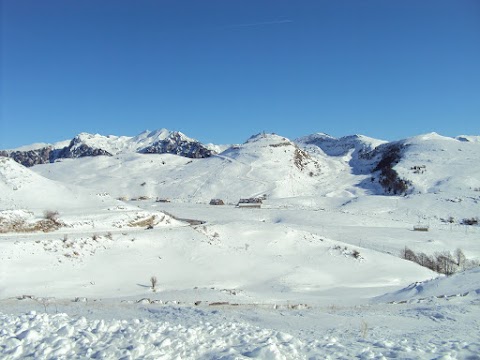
[128,215,158,228]
[360,320,369,338]
[150,276,157,291]
[440,216,455,224]
[461,217,478,226]
[43,210,60,223]
[0,210,63,233]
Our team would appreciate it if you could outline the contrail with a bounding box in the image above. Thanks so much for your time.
[228,19,293,28]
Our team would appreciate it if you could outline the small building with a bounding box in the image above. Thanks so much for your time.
[209,199,225,205]
[413,224,429,232]
[237,198,262,208]
[156,198,171,203]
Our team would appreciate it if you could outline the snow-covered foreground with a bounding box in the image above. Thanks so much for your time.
[1,281,479,360]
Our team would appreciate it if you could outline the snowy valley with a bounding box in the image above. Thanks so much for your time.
[0,129,479,359]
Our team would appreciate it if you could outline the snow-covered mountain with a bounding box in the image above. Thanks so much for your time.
[0,129,215,167]
[3,129,479,202]
[30,132,334,202]
[296,132,480,196]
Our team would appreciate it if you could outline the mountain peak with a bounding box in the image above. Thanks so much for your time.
[245,132,293,145]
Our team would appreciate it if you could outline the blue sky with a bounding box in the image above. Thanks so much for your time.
[1,0,479,149]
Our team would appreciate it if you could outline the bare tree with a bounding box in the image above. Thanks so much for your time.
[401,246,418,263]
[455,248,466,270]
[435,252,457,276]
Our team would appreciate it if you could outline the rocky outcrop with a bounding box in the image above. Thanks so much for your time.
[0,147,53,167]
[2,130,214,167]
[54,136,113,159]
[2,136,112,167]
[367,142,411,195]
[140,132,213,158]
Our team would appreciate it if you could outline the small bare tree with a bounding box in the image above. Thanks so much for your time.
[150,276,157,291]
[360,320,369,338]
[455,248,466,270]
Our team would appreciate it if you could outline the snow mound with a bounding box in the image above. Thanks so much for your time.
[1,308,479,359]
[0,311,307,359]
[374,268,480,303]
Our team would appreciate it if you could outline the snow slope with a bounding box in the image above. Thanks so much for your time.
[0,156,182,236]
[375,267,480,303]
[0,157,112,212]
[393,132,480,195]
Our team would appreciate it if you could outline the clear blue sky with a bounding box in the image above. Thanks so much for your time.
[1,0,479,149]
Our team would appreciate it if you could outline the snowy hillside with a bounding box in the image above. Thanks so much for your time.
[0,157,112,211]
[0,157,182,235]
[390,132,480,195]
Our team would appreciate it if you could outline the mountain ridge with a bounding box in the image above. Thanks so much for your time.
[2,129,479,198]
[0,129,215,166]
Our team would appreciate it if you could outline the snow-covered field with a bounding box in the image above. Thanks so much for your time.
[1,132,480,359]
[2,289,480,360]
